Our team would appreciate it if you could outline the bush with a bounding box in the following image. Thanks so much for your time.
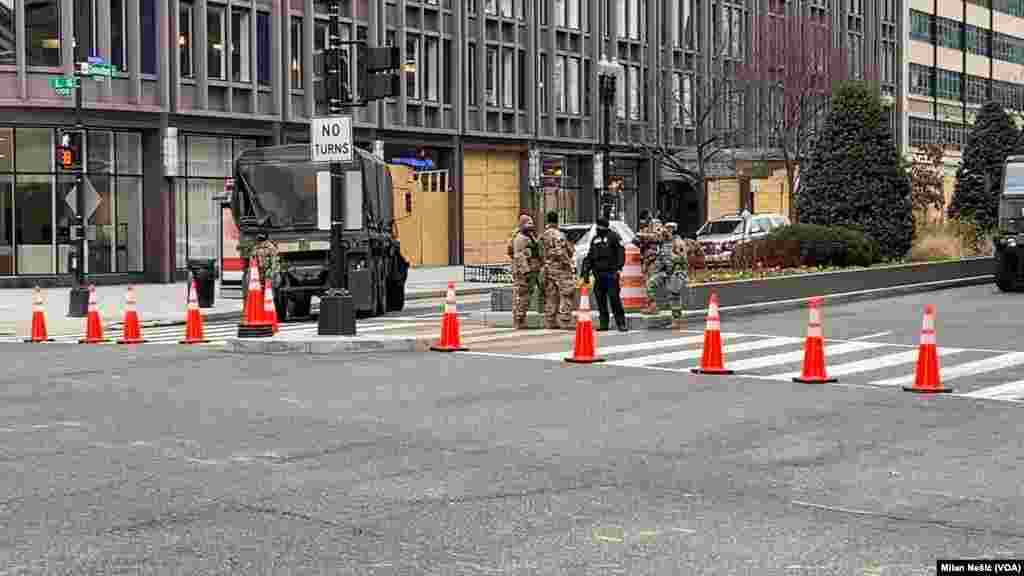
[730,224,881,270]
[796,82,915,261]
[906,218,995,262]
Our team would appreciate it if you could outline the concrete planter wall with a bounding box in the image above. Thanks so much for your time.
[491,258,994,313]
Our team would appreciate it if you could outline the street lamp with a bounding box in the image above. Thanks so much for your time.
[597,55,622,221]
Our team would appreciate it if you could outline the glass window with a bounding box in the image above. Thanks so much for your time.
[111,0,125,70]
[910,10,931,42]
[142,0,157,74]
[502,47,513,108]
[257,12,271,85]
[486,46,497,106]
[467,43,476,106]
[406,35,419,100]
[73,0,94,66]
[567,57,579,115]
[175,180,187,268]
[554,55,564,112]
[87,131,114,175]
[180,3,194,78]
[25,0,60,67]
[0,1,14,65]
[86,174,114,274]
[188,136,232,177]
[290,17,303,89]
[15,175,53,274]
[232,8,251,82]
[0,176,11,275]
[116,176,143,272]
[16,128,51,173]
[0,128,11,172]
[208,5,226,80]
[425,37,439,102]
[116,133,142,175]
[186,179,220,264]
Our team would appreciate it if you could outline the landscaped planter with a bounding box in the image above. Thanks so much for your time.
[489,257,994,315]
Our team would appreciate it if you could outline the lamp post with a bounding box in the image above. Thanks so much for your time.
[597,56,622,221]
[67,35,88,317]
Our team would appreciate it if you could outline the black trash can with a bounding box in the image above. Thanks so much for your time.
[187,258,217,308]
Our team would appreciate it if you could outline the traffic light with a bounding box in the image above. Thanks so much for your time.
[56,145,74,170]
[363,46,401,100]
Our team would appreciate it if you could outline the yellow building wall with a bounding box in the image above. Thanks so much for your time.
[389,164,450,267]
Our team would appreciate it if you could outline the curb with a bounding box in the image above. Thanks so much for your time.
[224,334,433,355]
[476,275,994,329]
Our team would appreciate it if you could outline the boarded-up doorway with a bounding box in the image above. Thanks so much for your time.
[464,150,521,265]
[391,165,450,267]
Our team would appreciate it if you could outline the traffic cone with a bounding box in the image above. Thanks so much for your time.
[116,286,147,344]
[691,292,734,375]
[24,286,54,343]
[263,281,279,335]
[903,304,951,393]
[564,285,604,364]
[793,297,836,384]
[431,281,468,352]
[79,285,109,344]
[180,279,210,344]
[237,256,274,338]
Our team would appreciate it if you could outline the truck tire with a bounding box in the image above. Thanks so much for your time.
[996,252,1017,292]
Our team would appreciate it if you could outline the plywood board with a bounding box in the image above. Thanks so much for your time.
[463,150,521,265]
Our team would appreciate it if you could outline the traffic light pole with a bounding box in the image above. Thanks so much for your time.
[318,2,355,336]
[68,39,89,318]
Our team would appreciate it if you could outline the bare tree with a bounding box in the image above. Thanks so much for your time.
[738,11,860,222]
[908,142,947,224]
[636,51,746,226]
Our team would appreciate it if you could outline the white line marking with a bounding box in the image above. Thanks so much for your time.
[959,378,1024,401]
[462,329,562,343]
[849,331,893,341]
[721,341,888,372]
[528,333,745,361]
[609,336,801,368]
[765,347,966,381]
[670,527,696,534]
[871,352,1024,387]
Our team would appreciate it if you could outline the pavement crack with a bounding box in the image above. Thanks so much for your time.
[257,438,391,464]
[792,499,1024,540]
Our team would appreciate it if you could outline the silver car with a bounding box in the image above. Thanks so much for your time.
[560,220,637,273]
[697,212,790,267]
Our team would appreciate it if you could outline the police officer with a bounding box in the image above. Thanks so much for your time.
[582,217,627,332]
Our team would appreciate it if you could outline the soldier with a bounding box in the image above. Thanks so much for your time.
[634,210,664,283]
[540,211,576,330]
[512,214,544,329]
[252,231,280,289]
[645,222,690,329]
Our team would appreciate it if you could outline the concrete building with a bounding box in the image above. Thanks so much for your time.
[0,0,897,286]
[900,0,1024,209]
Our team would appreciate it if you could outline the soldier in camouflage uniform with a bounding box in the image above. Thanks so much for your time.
[540,211,576,330]
[512,215,544,329]
[645,222,690,328]
[251,232,280,288]
[634,210,665,283]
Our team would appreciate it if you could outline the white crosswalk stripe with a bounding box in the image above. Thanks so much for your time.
[959,379,1024,401]
[870,352,1024,387]
[722,340,889,372]
[763,347,967,381]
[528,333,746,361]
[608,336,802,368]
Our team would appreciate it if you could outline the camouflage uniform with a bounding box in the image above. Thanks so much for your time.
[540,222,576,330]
[645,223,690,326]
[635,217,665,280]
[251,237,280,289]
[512,218,544,329]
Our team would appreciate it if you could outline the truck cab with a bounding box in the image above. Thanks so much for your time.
[995,155,1024,292]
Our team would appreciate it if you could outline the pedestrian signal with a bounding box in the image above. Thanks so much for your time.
[56,145,74,169]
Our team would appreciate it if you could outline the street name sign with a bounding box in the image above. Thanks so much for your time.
[311,116,353,163]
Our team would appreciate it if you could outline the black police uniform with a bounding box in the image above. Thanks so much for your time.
[583,225,627,331]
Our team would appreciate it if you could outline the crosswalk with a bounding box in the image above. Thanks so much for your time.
[466,330,1024,405]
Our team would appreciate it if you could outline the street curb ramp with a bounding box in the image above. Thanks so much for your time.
[224,334,433,355]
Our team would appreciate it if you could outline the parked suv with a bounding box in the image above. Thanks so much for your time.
[560,220,637,273]
[697,211,790,267]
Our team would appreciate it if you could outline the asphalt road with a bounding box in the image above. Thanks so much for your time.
[2,283,1023,575]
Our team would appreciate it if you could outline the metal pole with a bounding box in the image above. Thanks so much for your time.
[603,82,612,220]
[67,35,89,317]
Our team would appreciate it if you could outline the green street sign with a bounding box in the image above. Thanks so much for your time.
[48,76,80,96]
[80,62,118,79]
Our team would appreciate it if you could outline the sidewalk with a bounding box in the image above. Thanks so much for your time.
[0,266,504,338]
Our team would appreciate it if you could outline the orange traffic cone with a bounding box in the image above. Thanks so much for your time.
[565,285,604,364]
[180,279,210,344]
[793,297,836,384]
[431,281,468,352]
[237,256,273,338]
[263,281,279,334]
[691,292,734,375]
[79,285,109,344]
[903,304,951,393]
[116,286,147,344]
[25,286,54,343]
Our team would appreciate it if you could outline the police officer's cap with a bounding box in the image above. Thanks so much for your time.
[596,217,610,229]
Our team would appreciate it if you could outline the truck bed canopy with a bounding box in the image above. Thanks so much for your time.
[232,144,394,232]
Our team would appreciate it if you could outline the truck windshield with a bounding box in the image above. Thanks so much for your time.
[1001,161,1024,232]
[236,160,320,228]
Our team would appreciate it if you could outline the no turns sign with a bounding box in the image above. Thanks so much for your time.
[311,116,353,163]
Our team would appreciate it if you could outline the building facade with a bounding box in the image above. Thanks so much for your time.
[901,0,1024,175]
[0,0,897,286]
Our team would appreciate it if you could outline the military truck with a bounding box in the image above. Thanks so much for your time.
[230,144,409,320]
[995,155,1024,292]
